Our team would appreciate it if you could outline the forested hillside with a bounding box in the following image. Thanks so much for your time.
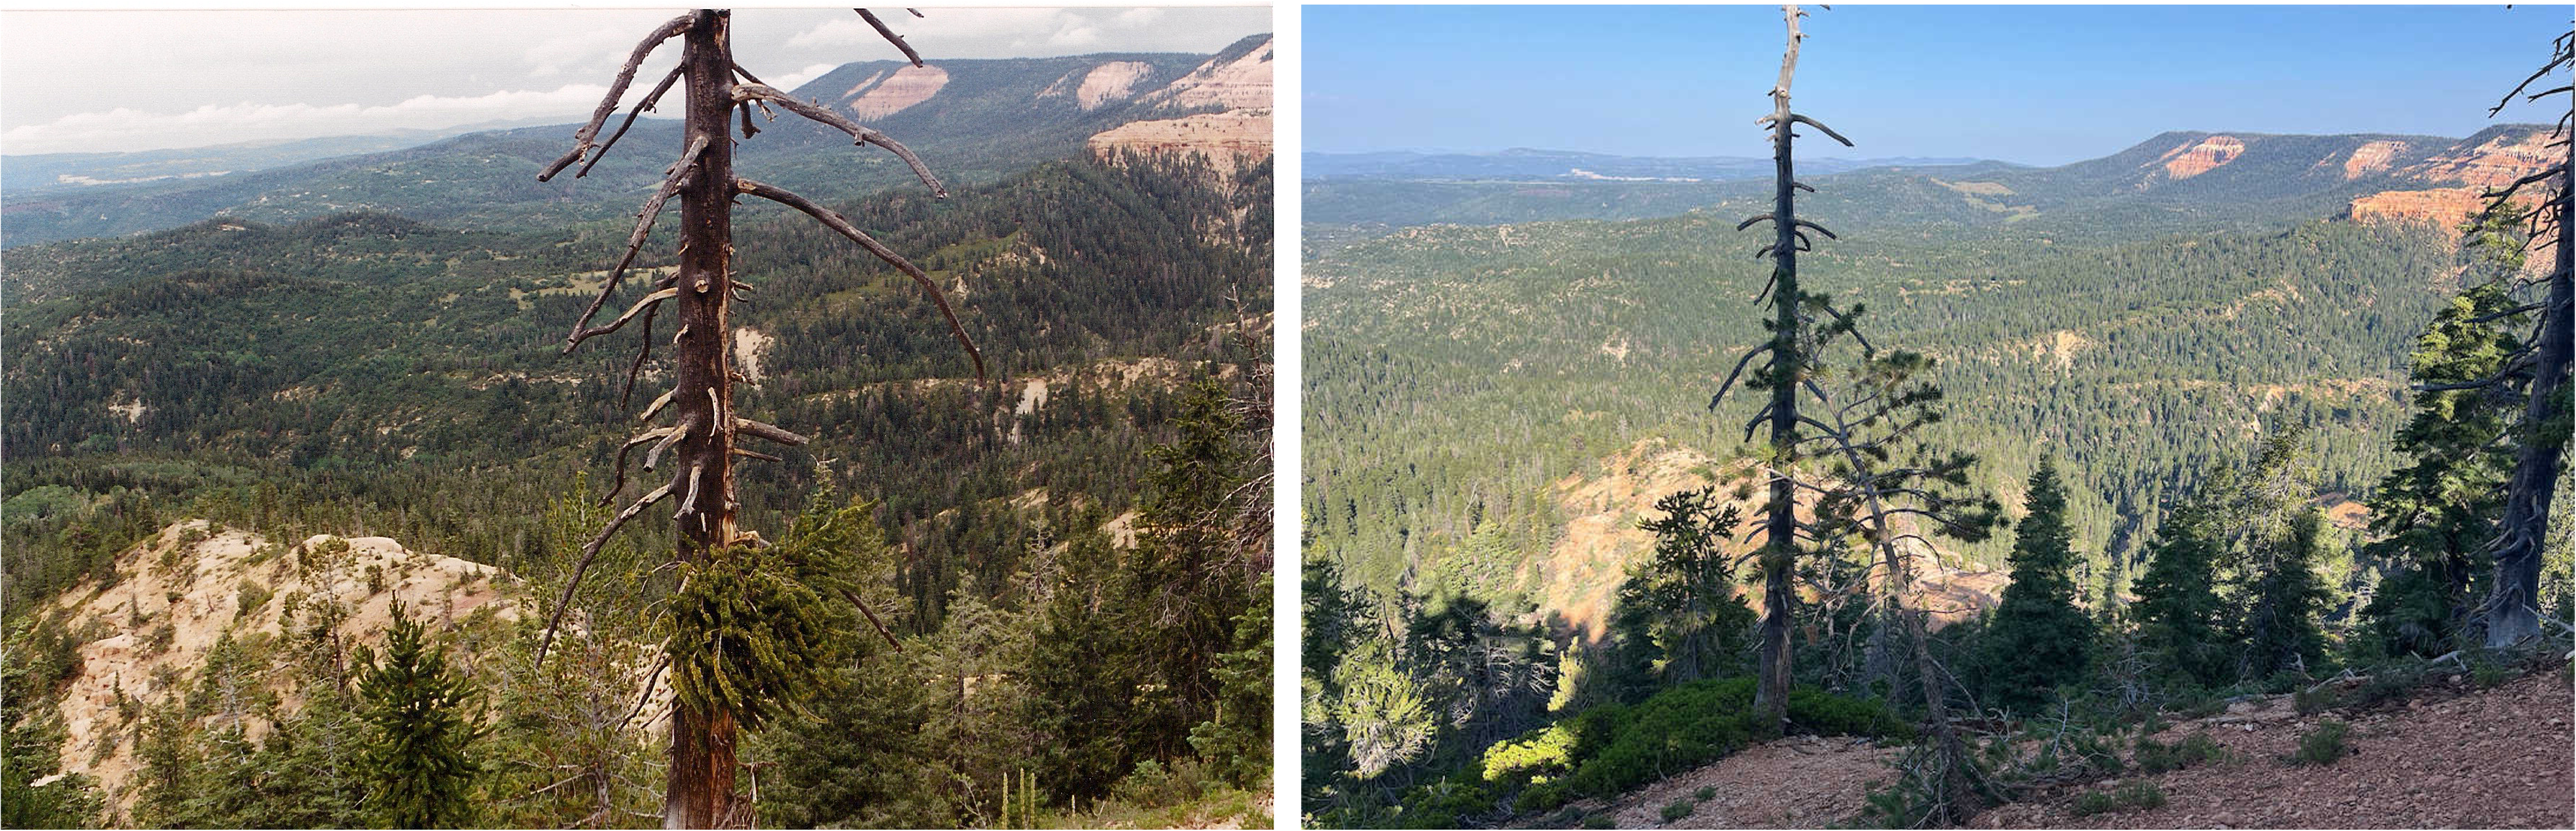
[1301,78,2573,826]
[3,143,1275,826]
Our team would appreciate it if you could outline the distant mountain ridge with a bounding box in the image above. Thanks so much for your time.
[0,35,1272,248]
[1302,124,2560,239]
[1304,147,1990,181]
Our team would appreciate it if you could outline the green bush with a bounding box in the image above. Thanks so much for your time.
[2134,731,2224,774]
[2071,779,2166,816]
[1580,814,1617,830]
[2470,659,2513,689]
[2291,720,2350,766]
[1693,785,1716,802]
[1787,686,1915,740]
[1660,799,1695,821]
[1515,781,1572,814]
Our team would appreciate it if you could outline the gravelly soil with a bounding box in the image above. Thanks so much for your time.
[1977,667,2573,829]
[1570,664,2571,829]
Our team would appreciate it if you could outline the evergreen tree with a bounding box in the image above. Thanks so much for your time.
[1615,487,1755,686]
[1977,460,2097,712]
[2358,217,2530,656]
[2131,502,2229,686]
[356,603,487,828]
[1188,574,1274,788]
[2242,509,2334,678]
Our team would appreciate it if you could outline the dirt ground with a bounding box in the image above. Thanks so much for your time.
[1977,667,2573,829]
[1570,664,2572,829]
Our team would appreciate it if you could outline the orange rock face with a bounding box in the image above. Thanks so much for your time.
[1086,108,1273,170]
[843,64,948,120]
[2411,128,2558,187]
[2350,186,2489,227]
[2343,140,2408,179]
[1137,38,1271,110]
[2160,134,2247,179]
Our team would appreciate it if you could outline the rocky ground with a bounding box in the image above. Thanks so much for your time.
[1581,663,2571,829]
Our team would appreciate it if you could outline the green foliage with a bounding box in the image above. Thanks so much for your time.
[2,616,104,829]
[1977,459,2097,712]
[2133,732,2225,774]
[2070,780,2165,816]
[1473,678,1908,820]
[356,604,487,828]
[2242,509,2333,679]
[666,490,891,733]
[1613,486,1756,687]
[2290,719,2351,766]
[1189,576,1276,789]
[2131,504,2230,686]
[1660,798,1696,821]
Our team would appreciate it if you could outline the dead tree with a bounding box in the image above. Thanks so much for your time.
[1789,354,1999,826]
[1712,1,1859,733]
[2448,26,2571,649]
[533,9,976,828]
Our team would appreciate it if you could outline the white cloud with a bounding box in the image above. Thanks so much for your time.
[2,84,623,155]
[768,63,844,92]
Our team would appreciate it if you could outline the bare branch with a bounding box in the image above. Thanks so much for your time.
[623,655,670,728]
[855,8,925,68]
[1712,342,1776,407]
[1737,213,1777,231]
[1790,114,1853,146]
[835,586,906,651]
[1793,219,1840,240]
[539,14,694,182]
[676,462,705,519]
[736,177,987,380]
[618,304,659,410]
[735,417,811,447]
[570,288,680,353]
[537,478,677,667]
[600,427,680,507]
[563,136,707,352]
[638,387,677,423]
[646,417,693,470]
[2492,50,2575,115]
[732,83,946,196]
[579,65,685,179]
[730,447,785,462]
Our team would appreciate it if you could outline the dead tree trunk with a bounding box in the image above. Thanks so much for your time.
[2466,29,2571,649]
[532,9,973,829]
[666,16,740,827]
[1726,2,1850,733]
[1750,1,1810,736]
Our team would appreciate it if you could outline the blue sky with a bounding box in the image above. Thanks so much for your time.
[1305,4,2571,166]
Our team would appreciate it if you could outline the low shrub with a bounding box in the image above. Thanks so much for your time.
[1660,799,1695,821]
[2133,731,2224,774]
[1694,785,1716,802]
[2070,780,2165,816]
[2290,720,2350,766]
[2117,780,2166,810]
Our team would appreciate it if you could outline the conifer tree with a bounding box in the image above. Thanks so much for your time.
[357,603,487,829]
[2242,509,2332,678]
[2359,244,2527,656]
[1616,487,1754,685]
[2131,503,2228,686]
[1977,459,2095,712]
